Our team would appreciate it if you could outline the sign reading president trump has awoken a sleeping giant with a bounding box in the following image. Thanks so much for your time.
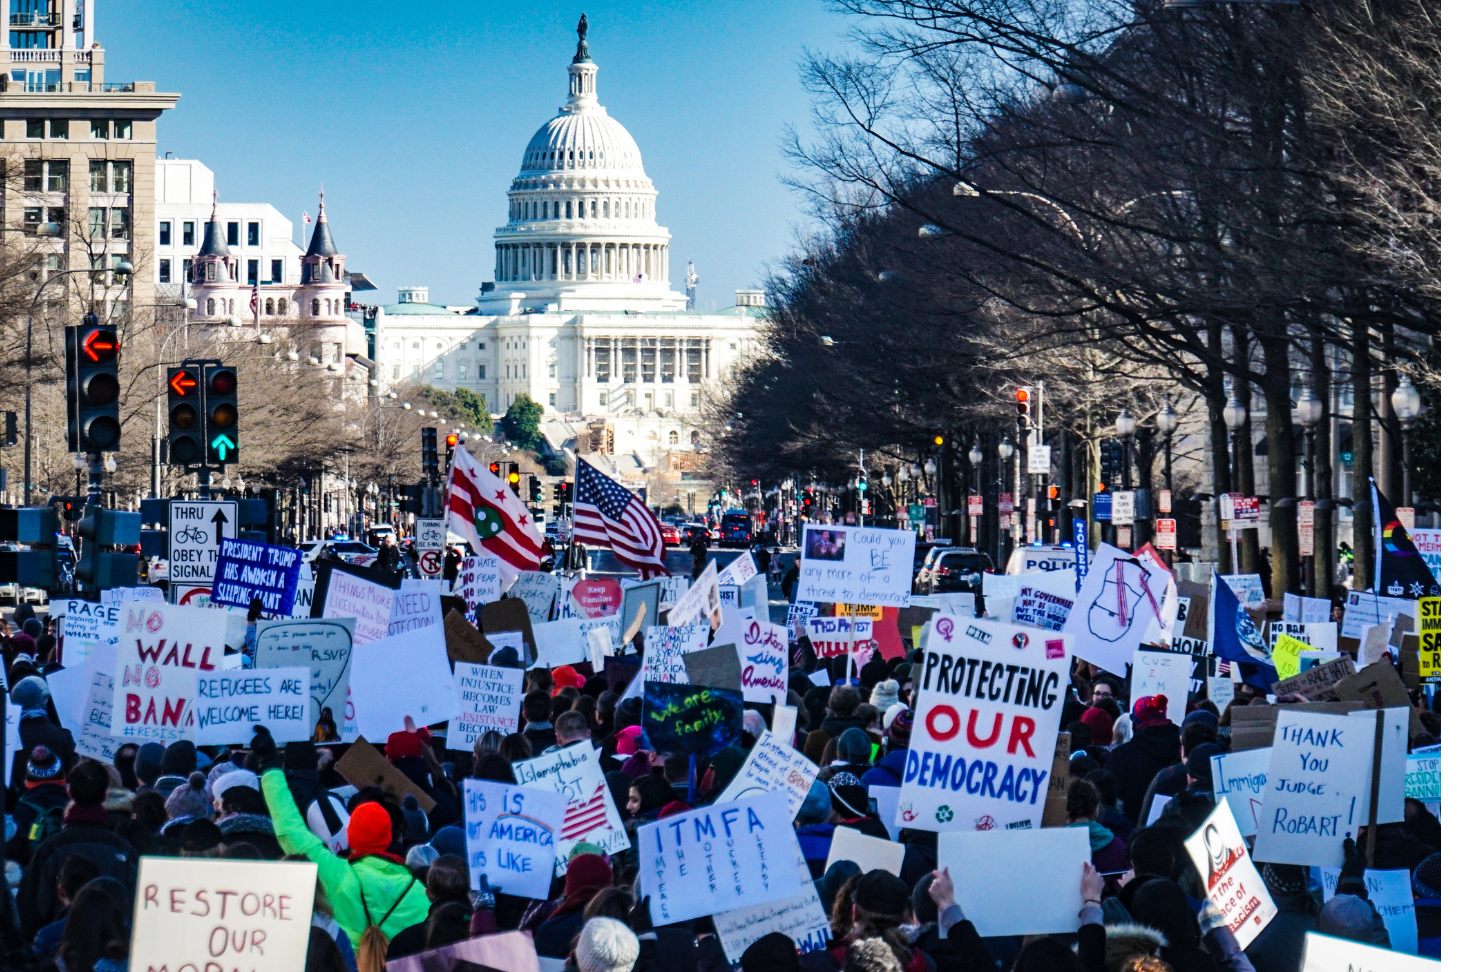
[898,615,1065,831]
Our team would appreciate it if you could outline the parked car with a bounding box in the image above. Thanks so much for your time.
[145,557,169,586]
[919,548,995,594]
[1004,544,1077,575]
[911,540,952,591]
[299,538,379,567]
[659,522,682,546]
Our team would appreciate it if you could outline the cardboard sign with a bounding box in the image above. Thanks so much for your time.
[668,564,721,628]
[1211,747,1270,837]
[476,599,538,667]
[797,525,915,608]
[334,737,436,813]
[383,930,542,972]
[570,577,622,619]
[1185,800,1278,949]
[211,538,303,617]
[1253,710,1375,867]
[1132,646,1192,722]
[463,780,568,901]
[683,644,744,692]
[1229,702,1365,752]
[194,668,311,746]
[448,663,523,750]
[1333,661,1416,720]
[455,555,503,615]
[641,624,709,683]
[1272,657,1357,702]
[738,618,788,704]
[1299,932,1439,972]
[318,565,397,643]
[348,628,457,742]
[826,825,906,876]
[805,617,854,658]
[59,600,120,666]
[513,741,629,872]
[639,795,802,924]
[642,682,743,756]
[253,617,356,741]
[444,609,494,665]
[1405,750,1440,800]
[1064,545,1169,672]
[899,615,1065,832]
[1040,732,1072,828]
[714,856,831,965]
[110,604,231,742]
[506,570,558,622]
[131,858,317,972]
[938,828,1089,937]
[714,730,818,815]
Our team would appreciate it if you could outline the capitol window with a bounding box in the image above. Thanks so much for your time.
[599,392,608,406]
[479,365,486,379]
[554,201,561,218]
[591,201,597,218]
[478,342,485,350]
[668,431,679,445]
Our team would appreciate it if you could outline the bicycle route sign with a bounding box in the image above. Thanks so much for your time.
[168,500,238,586]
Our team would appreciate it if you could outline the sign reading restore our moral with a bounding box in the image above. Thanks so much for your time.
[898,614,1065,831]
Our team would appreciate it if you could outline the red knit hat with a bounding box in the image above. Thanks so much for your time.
[385,730,423,761]
[347,801,393,858]
[657,801,692,820]
[1080,707,1115,746]
[1133,695,1171,727]
[552,665,587,696]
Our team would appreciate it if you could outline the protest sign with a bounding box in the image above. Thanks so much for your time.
[1208,677,1236,714]
[741,574,770,624]
[771,704,797,744]
[869,784,902,840]
[639,795,802,924]
[1405,750,1439,800]
[1315,869,1419,955]
[1271,634,1312,681]
[254,617,356,741]
[1333,661,1415,719]
[1299,932,1438,971]
[506,569,558,621]
[786,601,819,629]
[448,663,523,751]
[642,682,743,756]
[68,643,121,762]
[456,555,503,615]
[1146,794,1172,826]
[130,857,317,972]
[318,566,396,643]
[1132,646,1192,722]
[389,578,447,649]
[808,669,830,687]
[59,600,119,666]
[621,580,661,635]
[1271,622,1339,654]
[1348,707,1407,824]
[717,551,758,587]
[797,525,915,608]
[1272,656,1357,702]
[1185,800,1278,949]
[210,538,303,616]
[899,615,1065,831]
[1064,545,1169,672]
[714,730,817,815]
[383,929,541,972]
[513,741,629,872]
[111,603,230,742]
[683,644,743,691]
[531,617,590,669]
[462,780,568,900]
[1226,574,1266,606]
[668,564,720,627]
[194,668,310,745]
[826,826,906,876]
[641,624,708,683]
[1253,710,1375,867]
[714,857,831,965]
[1340,591,1414,639]
[1417,596,1439,683]
[349,629,457,742]
[444,609,494,665]
[938,828,1089,936]
[1012,586,1075,631]
[477,599,539,666]
[1284,593,1334,624]
[3,699,19,788]
[291,576,316,618]
[805,617,854,659]
[1040,732,1072,828]
[571,578,623,619]
[738,618,788,704]
[1211,747,1270,836]
[335,737,436,812]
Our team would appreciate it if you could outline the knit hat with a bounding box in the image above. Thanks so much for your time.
[21,617,42,639]
[886,708,914,749]
[134,743,165,786]
[1184,743,1222,787]
[741,933,799,972]
[1317,894,1380,941]
[165,772,211,820]
[405,843,440,870]
[1080,707,1115,747]
[1259,863,1309,898]
[575,917,640,972]
[161,740,200,777]
[797,780,831,824]
[385,730,423,761]
[347,801,394,858]
[869,679,901,713]
[816,859,860,912]
[854,869,910,917]
[616,725,643,756]
[25,745,63,783]
[10,674,49,710]
[1412,853,1440,900]
[657,801,692,819]
[1183,710,1218,731]
[838,728,873,764]
[283,741,318,771]
[431,825,467,861]
[882,702,908,731]
[179,818,225,853]
[911,871,939,925]
[401,794,430,843]
[552,665,587,695]
[829,773,871,818]
[1133,695,1171,727]
[489,645,520,668]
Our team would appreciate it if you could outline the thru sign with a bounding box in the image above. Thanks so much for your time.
[168,500,237,586]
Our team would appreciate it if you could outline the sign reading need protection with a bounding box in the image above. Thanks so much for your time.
[898,615,1065,831]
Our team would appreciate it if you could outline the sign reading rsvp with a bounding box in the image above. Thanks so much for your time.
[797,525,914,608]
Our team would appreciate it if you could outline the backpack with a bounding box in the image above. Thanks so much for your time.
[19,797,64,847]
[354,868,419,972]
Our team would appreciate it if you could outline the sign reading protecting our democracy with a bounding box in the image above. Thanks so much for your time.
[1253,710,1376,867]
[641,624,709,683]
[639,795,802,925]
[210,538,303,617]
[797,525,915,608]
[1212,747,1271,837]
[111,603,231,742]
[130,858,318,972]
[462,780,569,901]
[253,618,356,742]
[714,729,818,816]
[1405,750,1439,801]
[738,617,788,704]
[194,668,311,746]
[714,856,831,965]
[513,741,629,874]
[898,614,1065,832]
[1185,800,1279,949]
[447,663,523,751]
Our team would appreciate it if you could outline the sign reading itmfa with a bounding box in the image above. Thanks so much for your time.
[168,500,237,585]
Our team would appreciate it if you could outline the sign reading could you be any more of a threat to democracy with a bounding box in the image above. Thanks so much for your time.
[210,538,303,617]
[512,741,629,874]
[112,603,231,743]
[1253,710,1375,868]
[1185,799,1278,949]
[898,614,1065,831]
[638,795,802,925]
[797,525,915,608]
[462,780,569,901]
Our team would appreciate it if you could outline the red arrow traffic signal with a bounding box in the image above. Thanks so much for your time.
[82,328,118,362]
[169,369,198,396]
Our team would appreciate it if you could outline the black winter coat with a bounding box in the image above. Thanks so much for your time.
[1105,724,1181,812]
[17,822,138,935]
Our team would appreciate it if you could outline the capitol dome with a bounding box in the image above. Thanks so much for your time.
[485,17,685,315]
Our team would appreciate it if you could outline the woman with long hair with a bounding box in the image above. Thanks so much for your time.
[54,879,130,972]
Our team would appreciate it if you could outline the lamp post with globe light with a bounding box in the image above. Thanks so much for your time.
[1295,387,1323,596]
[998,435,1015,564]
[1390,376,1423,508]
[1156,401,1179,564]
[1222,394,1248,574]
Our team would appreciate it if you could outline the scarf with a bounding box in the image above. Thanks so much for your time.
[21,707,48,721]
[63,804,111,827]
[1070,819,1115,853]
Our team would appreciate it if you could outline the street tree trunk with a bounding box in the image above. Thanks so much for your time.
[1311,333,1334,599]
[1351,323,1374,590]
[1261,329,1299,598]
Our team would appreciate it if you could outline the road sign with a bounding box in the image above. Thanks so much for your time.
[1397,507,1415,531]
[998,493,1015,514]
[416,518,446,551]
[418,549,443,577]
[1232,494,1260,528]
[168,500,237,586]
[1111,491,1136,526]
[1159,489,1172,513]
[1298,500,1315,557]
[1155,518,1177,550]
[1027,444,1052,475]
[1116,526,1132,549]
[1093,492,1112,522]
[171,584,213,607]
[967,495,983,517]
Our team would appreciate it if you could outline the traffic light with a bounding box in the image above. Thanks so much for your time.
[489,461,502,478]
[1014,387,1032,431]
[529,475,542,503]
[422,428,438,475]
[66,316,122,452]
[166,365,203,466]
[444,432,459,469]
[855,474,867,492]
[75,505,141,590]
[931,430,945,455]
[0,507,59,589]
[1099,439,1124,487]
[398,483,424,515]
[53,497,84,522]
[507,462,521,496]
[203,364,239,464]
[3,410,15,447]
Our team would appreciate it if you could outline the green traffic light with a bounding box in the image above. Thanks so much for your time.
[211,433,237,461]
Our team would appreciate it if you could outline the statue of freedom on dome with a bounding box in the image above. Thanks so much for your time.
[574,13,592,62]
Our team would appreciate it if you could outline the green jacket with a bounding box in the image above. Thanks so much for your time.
[261,768,429,949]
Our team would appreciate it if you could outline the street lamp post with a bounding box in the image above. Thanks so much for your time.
[968,442,983,553]
[1156,401,1178,564]
[1390,376,1423,508]
[1295,387,1324,597]
[998,435,1014,567]
[1222,394,1248,573]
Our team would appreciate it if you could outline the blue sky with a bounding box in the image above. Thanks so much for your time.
[103,1,850,309]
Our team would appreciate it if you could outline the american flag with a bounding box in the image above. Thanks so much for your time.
[249,283,259,317]
[561,782,610,842]
[571,456,669,578]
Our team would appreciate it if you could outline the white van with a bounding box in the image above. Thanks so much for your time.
[1005,544,1077,575]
